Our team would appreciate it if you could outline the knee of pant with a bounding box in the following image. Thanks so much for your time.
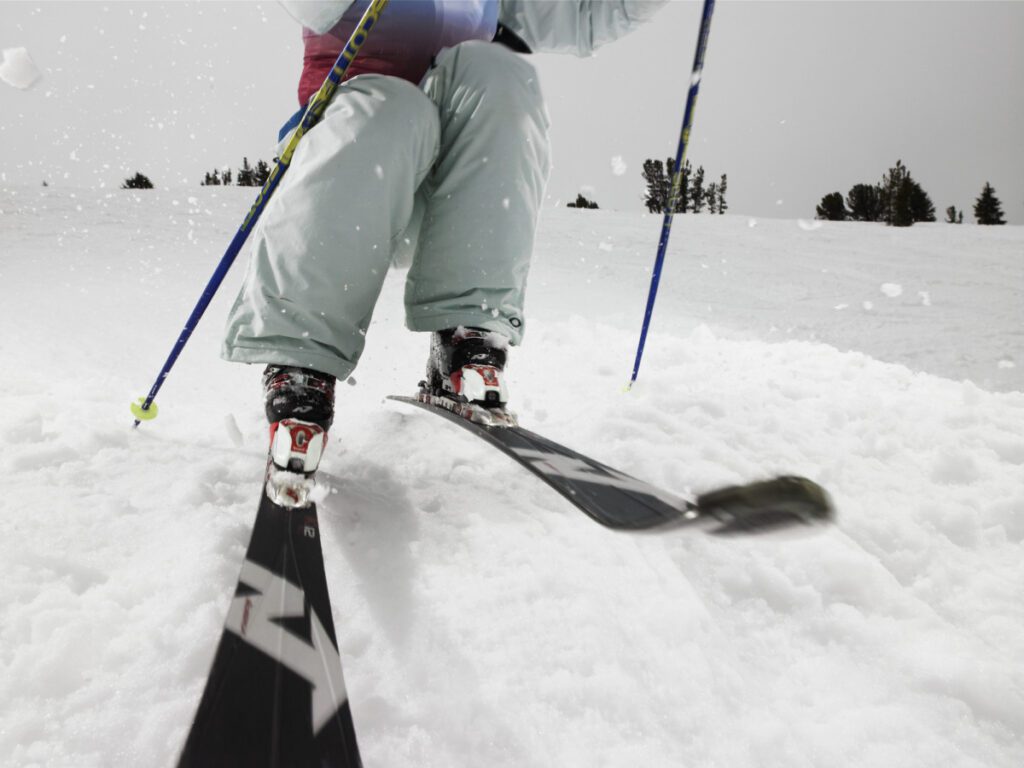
[433,40,545,114]
[322,74,440,146]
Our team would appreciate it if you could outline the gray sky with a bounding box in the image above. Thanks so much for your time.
[1,1,1022,223]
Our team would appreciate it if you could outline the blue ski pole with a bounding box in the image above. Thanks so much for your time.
[131,0,391,427]
[627,0,715,389]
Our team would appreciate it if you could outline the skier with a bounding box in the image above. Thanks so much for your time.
[221,0,668,500]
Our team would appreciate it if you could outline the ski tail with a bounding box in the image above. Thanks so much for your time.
[388,395,834,533]
[390,394,689,528]
[177,491,361,768]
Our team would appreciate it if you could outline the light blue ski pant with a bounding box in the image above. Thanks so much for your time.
[222,41,551,381]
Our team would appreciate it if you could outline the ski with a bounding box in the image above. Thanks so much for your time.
[177,466,361,768]
[389,394,833,533]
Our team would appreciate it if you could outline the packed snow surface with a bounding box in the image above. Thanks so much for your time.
[0,186,1022,767]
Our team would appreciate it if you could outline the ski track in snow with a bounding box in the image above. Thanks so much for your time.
[1,187,1022,767]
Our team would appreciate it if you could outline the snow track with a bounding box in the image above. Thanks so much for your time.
[1,187,1021,766]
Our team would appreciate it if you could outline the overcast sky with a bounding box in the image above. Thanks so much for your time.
[1,1,1022,223]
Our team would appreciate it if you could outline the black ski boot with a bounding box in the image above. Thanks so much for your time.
[262,365,336,507]
[419,327,516,427]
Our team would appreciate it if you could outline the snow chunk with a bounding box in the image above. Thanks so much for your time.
[880,283,903,298]
[610,156,627,176]
[0,47,42,90]
[797,219,823,231]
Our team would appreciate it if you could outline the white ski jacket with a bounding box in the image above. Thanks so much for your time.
[280,0,667,55]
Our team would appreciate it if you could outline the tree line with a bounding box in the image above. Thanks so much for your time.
[202,158,272,187]
[642,158,727,214]
[119,157,274,191]
[817,160,1006,225]
[566,193,600,210]
[118,156,1010,227]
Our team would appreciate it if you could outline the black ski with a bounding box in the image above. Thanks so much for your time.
[178,479,361,767]
[389,395,833,533]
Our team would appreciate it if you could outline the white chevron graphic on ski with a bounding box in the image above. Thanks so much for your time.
[224,558,348,735]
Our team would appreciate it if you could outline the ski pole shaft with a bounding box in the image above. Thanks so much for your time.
[628,0,715,388]
[132,0,391,427]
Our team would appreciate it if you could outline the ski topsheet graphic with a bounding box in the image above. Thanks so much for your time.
[177,492,361,768]
[389,395,833,533]
[223,559,347,735]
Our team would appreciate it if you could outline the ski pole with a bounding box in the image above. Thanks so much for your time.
[131,0,391,427]
[627,0,715,389]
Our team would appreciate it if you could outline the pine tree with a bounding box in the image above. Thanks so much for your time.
[704,181,718,214]
[892,179,914,227]
[717,174,727,214]
[122,172,154,190]
[846,183,883,222]
[567,193,599,209]
[689,165,705,213]
[974,182,1006,225]
[816,192,848,221]
[237,157,256,187]
[908,179,936,222]
[879,160,912,226]
[945,205,958,224]
[666,158,689,214]
[254,160,271,186]
[223,169,233,186]
[641,159,669,213]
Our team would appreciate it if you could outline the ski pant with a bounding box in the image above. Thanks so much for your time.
[221,40,551,381]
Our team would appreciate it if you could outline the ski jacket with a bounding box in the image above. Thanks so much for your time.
[280,0,667,105]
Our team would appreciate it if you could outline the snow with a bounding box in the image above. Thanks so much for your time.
[0,47,42,90]
[0,186,1022,767]
[881,282,903,298]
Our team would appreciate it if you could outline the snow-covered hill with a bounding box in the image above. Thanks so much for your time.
[1,186,1021,767]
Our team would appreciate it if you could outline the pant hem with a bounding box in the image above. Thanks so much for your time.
[405,312,523,345]
[221,343,356,381]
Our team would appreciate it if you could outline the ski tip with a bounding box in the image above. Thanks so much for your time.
[130,397,158,424]
[697,475,834,535]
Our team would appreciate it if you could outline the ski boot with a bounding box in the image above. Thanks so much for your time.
[419,327,517,427]
[262,365,335,508]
